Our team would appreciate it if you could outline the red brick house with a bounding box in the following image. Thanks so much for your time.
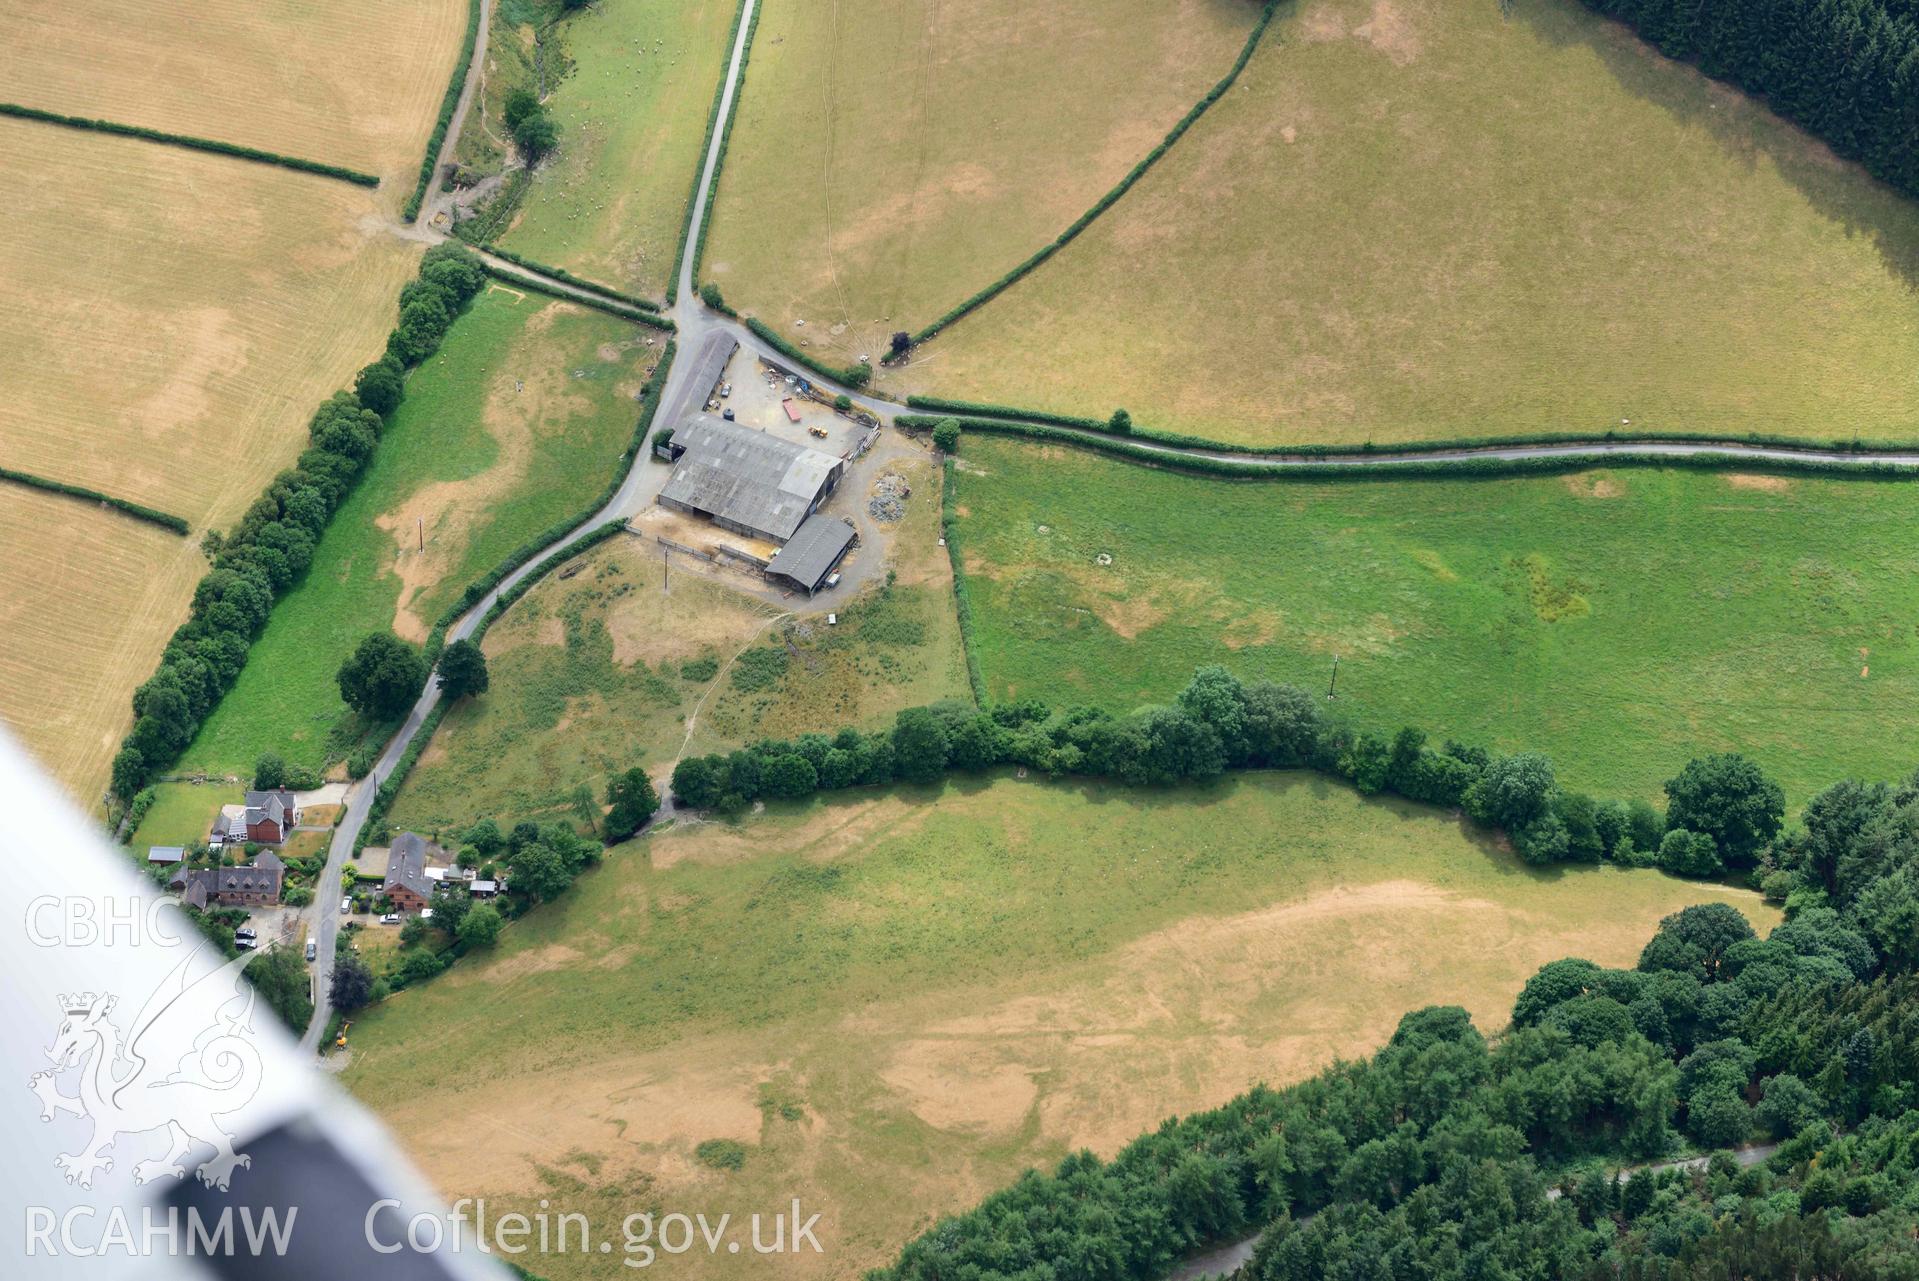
[383,832,437,914]
[210,790,301,847]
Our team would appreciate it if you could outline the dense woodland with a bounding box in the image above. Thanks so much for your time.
[871,765,1919,1281]
[1579,0,1919,199]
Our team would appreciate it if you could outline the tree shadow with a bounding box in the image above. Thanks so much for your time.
[1512,0,1919,294]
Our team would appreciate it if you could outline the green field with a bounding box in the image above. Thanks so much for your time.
[390,456,968,835]
[490,0,737,296]
[345,773,1772,1281]
[180,289,656,775]
[951,438,1919,804]
[701,0,1254,364]
[898,0,1919,446]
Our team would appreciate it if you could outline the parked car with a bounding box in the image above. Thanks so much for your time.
[722,407,736,421]
[825,572,841,589]
[340,896,352,913]
[234,937,257,952]
[720,382,732,397]
[379,913,400,925]
[234,927,257,941]
[305,940,317,962]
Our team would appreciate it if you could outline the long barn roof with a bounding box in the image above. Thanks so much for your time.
[660,416,840,541]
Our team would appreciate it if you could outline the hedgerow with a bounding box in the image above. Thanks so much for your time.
[473,245,662,312]
[0,467,189,535]
[424,342,678,658]
[688,0,765,294]
[898,416,1919,485]
[478,264,675,331]
[109,244,490,802]
[908,1,1280,345]
[939,459,987,707]
[903,395,1919,458]
[364,519,629,849]
[745,317,870,388]
[669,0,760,305]
[0,102,379,186]
[401,0,485,223]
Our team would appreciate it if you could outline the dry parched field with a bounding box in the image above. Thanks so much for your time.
[900,0,1919,446]
[0,491,203,807]
[702,0,1255,365]
[345,775,1774,1281]
[0,0,468,185]
[0,118,421,801]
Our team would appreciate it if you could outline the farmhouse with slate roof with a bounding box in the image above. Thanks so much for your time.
[210,789,301,846]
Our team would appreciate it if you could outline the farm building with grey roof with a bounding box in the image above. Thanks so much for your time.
[658,416,844,543]
[765,515,857,594]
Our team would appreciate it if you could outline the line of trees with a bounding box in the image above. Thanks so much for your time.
[874,764,1919,1281]
[670,664,1783,878]
[1579,0,1919,201]
[109,245,488,802]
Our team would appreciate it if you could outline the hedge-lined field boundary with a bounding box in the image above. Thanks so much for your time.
[904,394,1919,459]
[402,0,485,222]
[109,245,492,804]
[669,0,759,306]
[688,0,765,294]
[478,245,663,312]
[899,415,1919,484]
[907,1,1279,345]
[481,263,676,332]
[424,341,678,659]
[370,518,630,846]
[0,467,190,535]
[0,102,379,186]
[745,317,869,388]
[939,458,988,707]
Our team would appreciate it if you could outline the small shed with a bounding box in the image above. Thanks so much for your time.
[147,846,186,866]
[765,515,857,595]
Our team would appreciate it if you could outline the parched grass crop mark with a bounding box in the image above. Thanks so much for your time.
[1513,553,1590,623]
[674,606,794,766]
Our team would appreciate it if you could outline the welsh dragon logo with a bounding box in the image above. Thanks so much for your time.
[28,951,265,1190]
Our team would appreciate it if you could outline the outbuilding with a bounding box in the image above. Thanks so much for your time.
[659,416,845,543]
[765,515,857,595]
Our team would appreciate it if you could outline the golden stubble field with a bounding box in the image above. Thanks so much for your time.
[0,0,467,188]
[345,775,1777,1281]
[896,0,1919,446]
[702,0,1256,364]
[0,117,422,804]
